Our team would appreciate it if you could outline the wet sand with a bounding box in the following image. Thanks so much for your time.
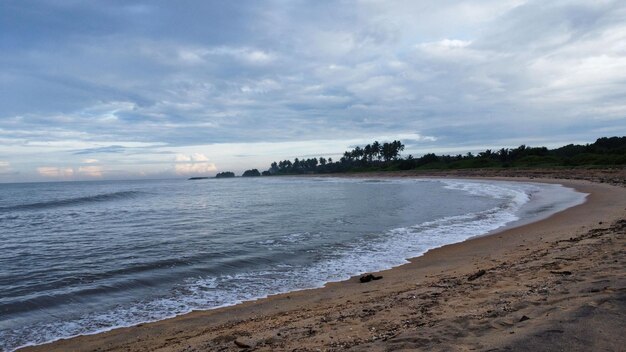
[21,175,626,352]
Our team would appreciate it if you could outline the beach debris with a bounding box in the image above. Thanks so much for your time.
[234,338,253,349]
[519,315,530,322]
[467,269,486,281]
[360,274,383,283]
[550,270,572,275]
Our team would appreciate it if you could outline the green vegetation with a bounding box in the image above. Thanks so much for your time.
[262,136,626,175]
[215,171,235,178]
[242,169,261,177]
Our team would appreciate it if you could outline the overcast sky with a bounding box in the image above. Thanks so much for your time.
[1,0,625,182]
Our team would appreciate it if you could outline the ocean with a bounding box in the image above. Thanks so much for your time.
[0,177,586,351]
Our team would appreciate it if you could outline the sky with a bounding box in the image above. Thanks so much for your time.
[1,0,625,182]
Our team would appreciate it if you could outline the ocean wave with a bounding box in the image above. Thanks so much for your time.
[0,191,145,213]
[440,179,537,203]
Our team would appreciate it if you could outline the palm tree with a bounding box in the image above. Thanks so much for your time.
[393,140,405,160]
[364,144,372,163]
[342,151,352,163]
[372,141,381,161]
[351,146,363,160]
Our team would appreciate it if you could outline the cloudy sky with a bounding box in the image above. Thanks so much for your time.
[1,0,625,182]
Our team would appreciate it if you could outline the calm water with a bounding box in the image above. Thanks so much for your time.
[0,177,585,351]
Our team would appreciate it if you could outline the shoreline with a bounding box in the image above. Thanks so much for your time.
[20,175,626,351]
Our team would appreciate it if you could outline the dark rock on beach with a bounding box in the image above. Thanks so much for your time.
[467,269,486,281]
[360,274,383,283]
[234,338,253,348]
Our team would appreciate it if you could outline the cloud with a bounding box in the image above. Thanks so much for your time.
[35,164,102,179]
[174,153,216,176]
[418,38,472,51]
[78,165,103,177]
[175,154,191,162]
[82,158,99,163]
[72,142,165,155]
[175,153,209,162]
[1,1,625,182]
[37,167,74,178]
[73,145,127,155]
[174,163,217,176]
[0,161,14,176]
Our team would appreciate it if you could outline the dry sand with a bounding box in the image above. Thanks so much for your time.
[21,173,626,352]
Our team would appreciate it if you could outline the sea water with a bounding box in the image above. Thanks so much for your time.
[0,177,586,351]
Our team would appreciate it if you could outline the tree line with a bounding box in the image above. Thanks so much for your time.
[264,140,406,175]
[196,136,626,179]
[261,136,626,175]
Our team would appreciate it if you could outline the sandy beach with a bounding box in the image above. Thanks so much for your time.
[21,172,626,352]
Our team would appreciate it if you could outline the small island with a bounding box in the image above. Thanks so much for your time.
[187,177,209,180]
[241,169,261,177]
[215,171,235,178]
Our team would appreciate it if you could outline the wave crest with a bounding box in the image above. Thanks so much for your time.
[0,191,145,212]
